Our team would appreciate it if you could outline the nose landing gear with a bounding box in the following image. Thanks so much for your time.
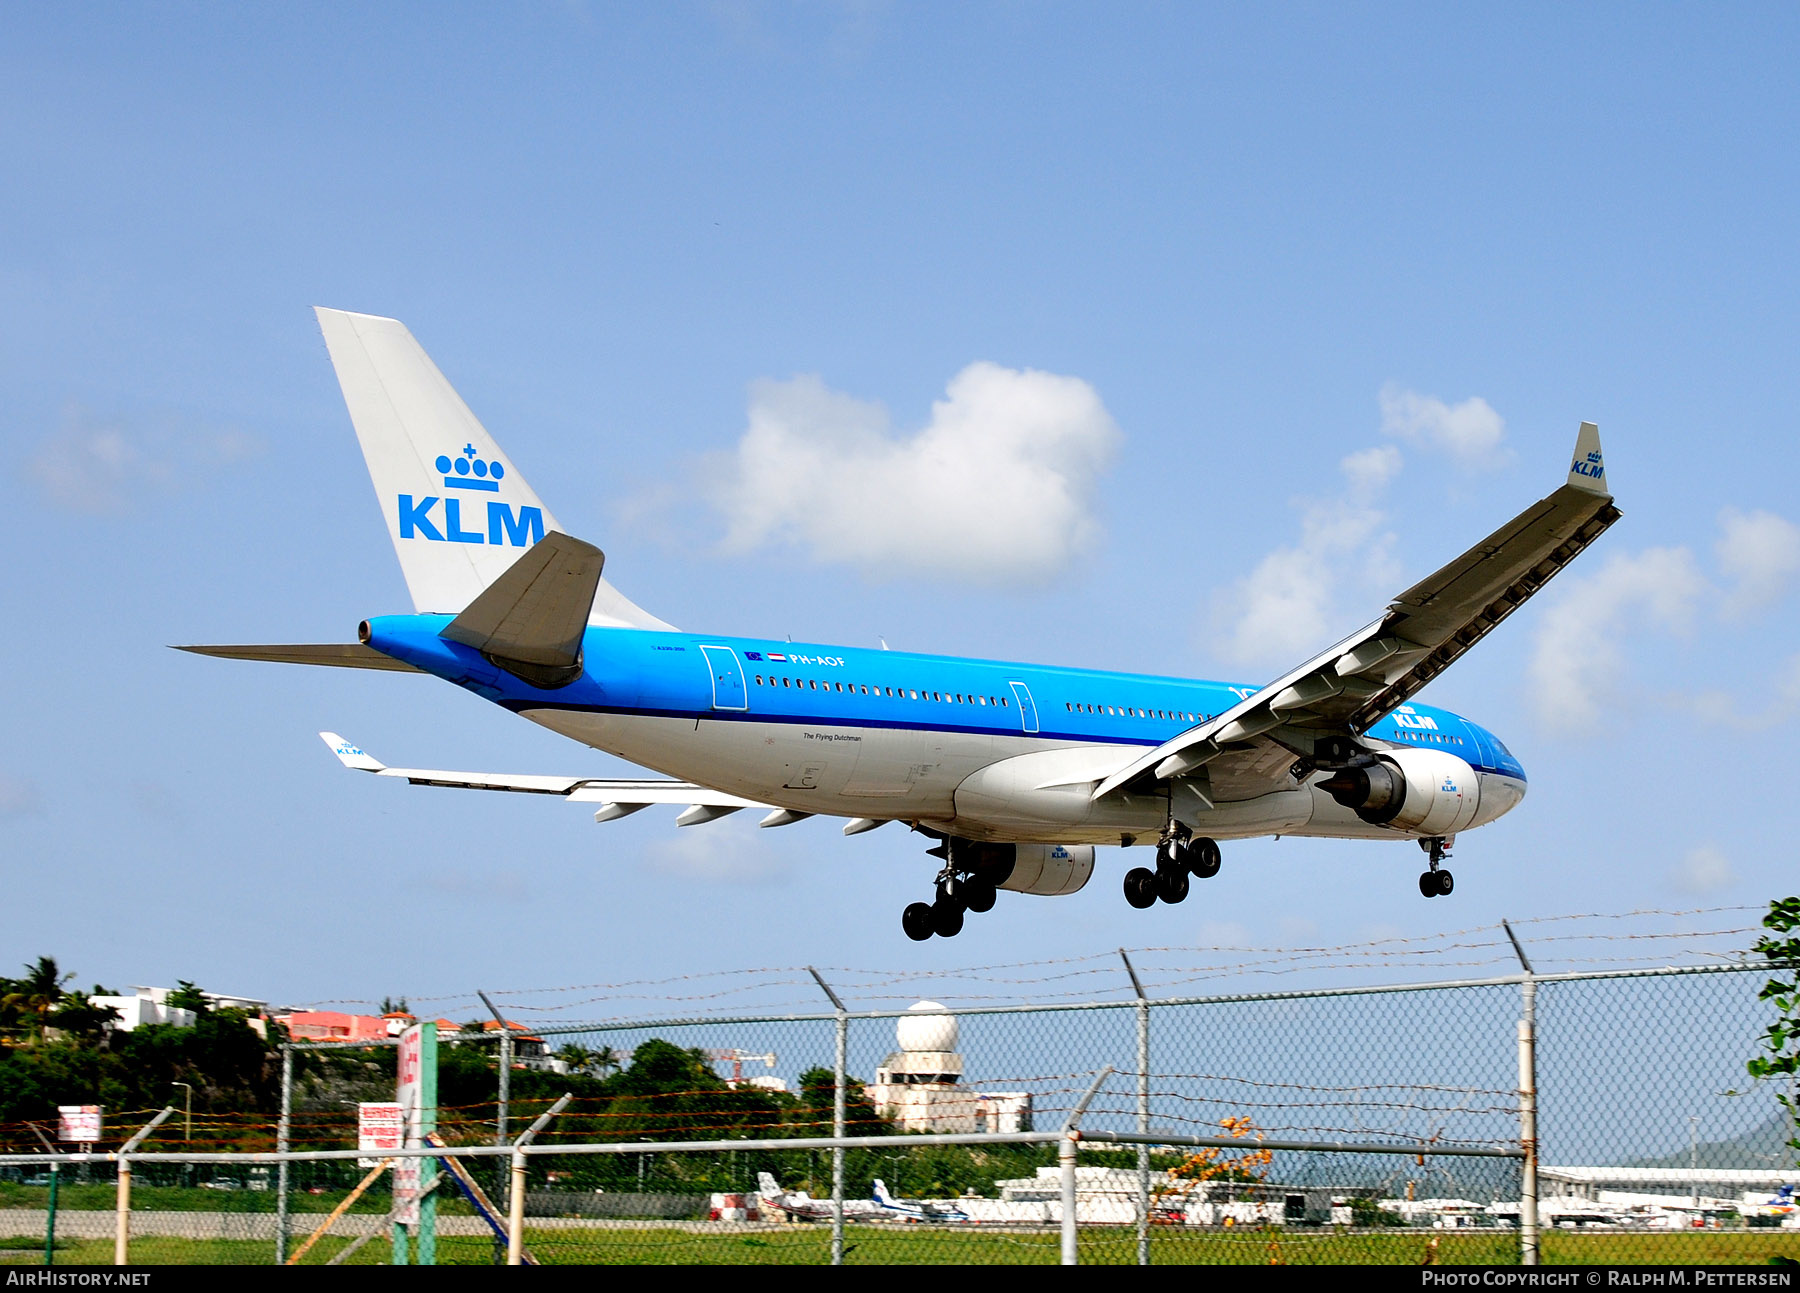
[1418,836,1455,897]
[1125,824,1222,909]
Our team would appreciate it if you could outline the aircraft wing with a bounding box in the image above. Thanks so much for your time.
[319,732,773,824]
[1092,423,1620,802]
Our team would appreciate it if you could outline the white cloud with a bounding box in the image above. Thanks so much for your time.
[1379,383,1510,470]
[1716,507,1800,617]
[1670,845,1736,895]
[423,869,529,902]
[647,820,791,886]
[1529,503,1800,735]
[0,774,41,818]
[1209,446,1402,670]
[28,405,260,514]
[711,362,1120,584]
[1340,444,1403,493]
[1527,546,1706,733]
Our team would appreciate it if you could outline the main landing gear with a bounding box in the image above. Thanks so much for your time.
[1418,836,1454,898]
[1124,826,1222,910]
[903,839,1004,941]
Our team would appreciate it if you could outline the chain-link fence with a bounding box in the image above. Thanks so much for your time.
[3,959,1797,1266]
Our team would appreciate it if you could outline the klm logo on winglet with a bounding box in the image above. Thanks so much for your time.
[397,446,543,547]
[1570,448,1604,480]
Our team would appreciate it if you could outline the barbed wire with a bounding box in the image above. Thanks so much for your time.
[275,908,1770,1020]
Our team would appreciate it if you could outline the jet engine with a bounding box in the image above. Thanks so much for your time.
[970,843,1095,896]
[1318,748,1481,836]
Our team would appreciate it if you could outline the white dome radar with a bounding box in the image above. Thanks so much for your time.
[896,1001,959,1053]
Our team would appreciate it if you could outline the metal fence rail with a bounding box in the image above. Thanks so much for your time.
[1,959,1795,1266]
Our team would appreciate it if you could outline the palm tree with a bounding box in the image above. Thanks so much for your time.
[556,1043,595,1075]
[3,957,73,1041]
[593,1045,620,1077]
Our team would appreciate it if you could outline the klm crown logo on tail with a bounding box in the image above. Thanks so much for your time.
[1571,448,1604,480]
[398,445,544,548]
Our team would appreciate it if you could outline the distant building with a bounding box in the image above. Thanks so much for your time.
[276,1010,462,1043]
[867,1002,1031,1133]
[479,1019,553,1069]
[94,986,271,1036]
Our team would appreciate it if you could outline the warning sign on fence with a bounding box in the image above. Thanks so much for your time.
[357,1100,403,1167]
[58,1105,101,1143]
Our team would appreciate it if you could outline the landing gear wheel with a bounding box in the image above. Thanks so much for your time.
[1190,837,1221,879]
[931,899,965,938]
[1124,867,1159,909]
[1435,869,1454,896]
[1418,872,1438,898]
[902,901,936,940]
[1156,866,1190,904]
[964,880,998,914]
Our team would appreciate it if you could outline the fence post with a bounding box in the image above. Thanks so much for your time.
[507,1093,572,1266]
[808,967,848,1267]
[27,1124,59,1268]
[1505,920,1539,1266]
[276,1043,292,1264]
[114,1107,175,1266]
[44,1159,59,1267]
[479,990,513,1265]
[1120,949,1151,1266]
[1061,1067,1114,1267]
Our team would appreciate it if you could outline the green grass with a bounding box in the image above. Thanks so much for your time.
[0,1181,477,1215]
[4,1224,1799,1266]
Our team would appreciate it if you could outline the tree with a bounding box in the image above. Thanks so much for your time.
[2,957,73,1041]
[796,1066,888,1137]
[1746,897,1800,1162]
[165,981,210,1016]
[556,1043,594,1075]
[49,992,121,1042]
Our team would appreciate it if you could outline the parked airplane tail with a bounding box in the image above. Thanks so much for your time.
[314,307,672,630]
[757,1172,783,1200]
[872,1179,896,1205]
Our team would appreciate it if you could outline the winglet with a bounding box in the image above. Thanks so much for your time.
[319,731,384,772]
[1566,421,1607,494]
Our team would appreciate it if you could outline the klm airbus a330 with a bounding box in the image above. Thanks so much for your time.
[184,310,1620,941]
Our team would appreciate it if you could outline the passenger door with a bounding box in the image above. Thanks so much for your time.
[698,645,748,711]
[1008,680,1040,734]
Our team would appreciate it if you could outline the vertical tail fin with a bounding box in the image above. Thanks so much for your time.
[314,307,672,629]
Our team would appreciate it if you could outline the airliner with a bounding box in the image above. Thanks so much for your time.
[183,310,1620,941]
[756,1172,879,1223]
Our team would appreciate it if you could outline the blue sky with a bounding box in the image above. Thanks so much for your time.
[2,4,1796,1014]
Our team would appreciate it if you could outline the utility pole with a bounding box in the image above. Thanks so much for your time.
[1503,920,1538,1266]
[1690,1116,1701,1208]
[478,991,513,1266]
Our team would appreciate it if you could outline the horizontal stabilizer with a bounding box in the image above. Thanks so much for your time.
[439,532,604,689]
[176,643,423,673]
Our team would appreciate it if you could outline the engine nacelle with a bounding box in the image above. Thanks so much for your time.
[994,844,1095,897]
[1318,748,1481,836]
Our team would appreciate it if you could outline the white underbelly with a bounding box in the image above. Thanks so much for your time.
[518,708,1086,821]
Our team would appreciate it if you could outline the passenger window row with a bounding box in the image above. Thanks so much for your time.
[751,675,1010,708]
[1397,730,1465,746]
[1065,701,1208,724]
